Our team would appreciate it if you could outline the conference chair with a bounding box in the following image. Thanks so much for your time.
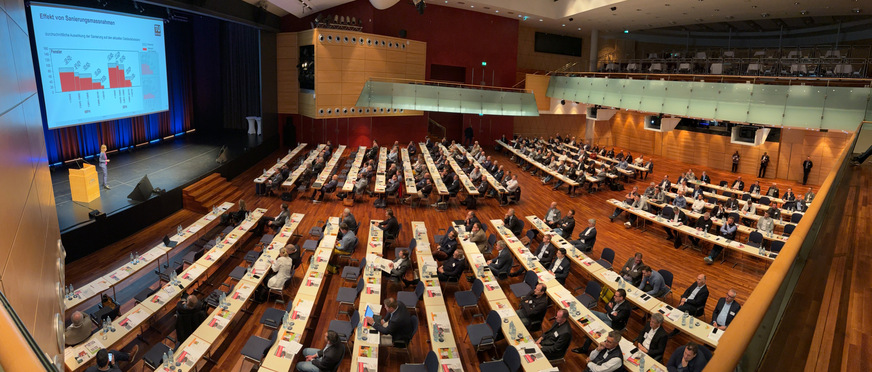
[597,248,615,270]
[267,265,296,304]
[466,310,502,353]
[434,226,454,246]
[522,230,537,248]
[791,213,803,223]
[747,231,764,248]
[205,282,233,309]
[142,336,176,370]
[328,310,359,352]
[783,224,795,237]
[239,330,277,372]
[510,271,538,299]
[390,315,418,361]
[335,235,359,267]
[479,344,521,372]
[769,241,785,258]
[398,281,426,313]
[395,239,417,260]
[719,181,729,187]
[484,233,498,256]
[341,257,366,283]
[455,278,485,317]
[156,260,184,285]
[400,350,439,372]
[336,278,365,317]
[658,269,674,304]
[575,280,602,309]
[741,193,752,201]
[385,224,402,249]
[259,300,294,331]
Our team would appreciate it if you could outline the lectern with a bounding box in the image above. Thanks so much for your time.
[69,164,100,203]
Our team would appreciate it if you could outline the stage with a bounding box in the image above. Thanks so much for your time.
[55,129,279,262]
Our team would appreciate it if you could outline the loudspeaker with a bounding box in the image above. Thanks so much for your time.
[399,29,407,38]
[216,145,228,163]
[127,174,155,201]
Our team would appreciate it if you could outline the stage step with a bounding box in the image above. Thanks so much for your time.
[182,173,242,213]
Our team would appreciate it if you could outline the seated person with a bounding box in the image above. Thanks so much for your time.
[582,330,623,372]
[84,348,137,372]
[334,223,357,254]
[620,252,645,286]
[312,174,338,202]
[517,283,549,329]
[592,289,630,331]
[434,230,458,261]
[65,311,92,346]
[295,331,344,372]
[366,298,413,346]
[465,222,487,253]
[756,210,775,235]
[387,249,411,282]
[634,313,668,363]
[544,202,561,227]
[687,212,714,247]
[676,274,709,315]
[486,241,513,276]
[253,203,290,235]
[548,248,571,285]
[221,199,248,226]
[537,309,572,361]
[437,251,466,282]
[666,343,709,372]
[554,209,576,239]
[712,289,742,330]
[572,219,597,252]
[638,265,668,297]
[534,234,557,268]
[175,295,207,343]
[608,187,640,222]
[704,216,738,264]
[267,247,295,290]
[503,209,524,236]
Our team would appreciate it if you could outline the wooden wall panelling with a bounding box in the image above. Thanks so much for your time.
[276,33,299,114]
[512,114,586,140]
[524,74,551,112]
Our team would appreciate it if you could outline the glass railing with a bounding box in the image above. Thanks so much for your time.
[356,78,540,116]
[704,121,869,372]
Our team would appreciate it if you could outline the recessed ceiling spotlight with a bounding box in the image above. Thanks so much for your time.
[562,24,565,26]
[539,19,543,21]
[852,7,861,13]
[577,27,581,30]
[761,12,770,17]
[470,5,473,7]
[800,10,809,15]
[495,10,499,12]
[794,1,800,4]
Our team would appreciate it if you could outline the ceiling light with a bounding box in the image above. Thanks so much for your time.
[800,10,808,15]
[562,24,565,26]
[852,7,861,13]
[495,10,498,12]
[577,27,581,30]
[539,19,543,21]
[761,12,769,17]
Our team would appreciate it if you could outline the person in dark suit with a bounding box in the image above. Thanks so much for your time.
[373,208,400,242]
[802,156,813,185]
[367,298,413,346]
[731,151,740,172]
[712,289,742,329]
[783,187,796,201]
[534,234,557,268]
[463,211,481,231]
[503,209,524,236]
[619,252,645,286]
[730,176,745,191]
[748,180,761,195]
[582,330,623,372]
[555,209,576,239]
[434,230,458,261]
[486,241,513,275]
[549,248,571,285]
[341,208,357,234]
[254,203,289,235]
[312,175,338,202]
[175,295,207,343]
[759,152,770,178]
[84,348,137,372]
[699,171,711,184]
[704,216,738,264]
[677,274,709,315]
[437,251,466,282]
[766,183,780,198]
[666,343,709,372]
[537,309,572,361]
[634,313,669,363]
[663,208,689,248]
[573,219,597,252]
[593,289,631,331]
[296,330,345,372]
[517,283,549,329]
[687,212,714,247]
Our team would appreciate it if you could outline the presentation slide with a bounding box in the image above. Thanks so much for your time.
[30,3,169,129]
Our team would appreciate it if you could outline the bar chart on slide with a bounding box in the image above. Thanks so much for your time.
[49,49,143,92]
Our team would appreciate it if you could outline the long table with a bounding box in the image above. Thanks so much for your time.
[349,220,385,371]
[669,184,803,222]
[411,222,464,370]
[496,140,579,191]
[490,219,676,370]
[524,216,724,349]
[453,144,507,196]
[684,178,803,207]
[64,202,235,312]
[255,143,307,192]
[282,145,327,188]
[259,216,340,372]
[418,144,449,196]
[401,148,418,195]
[311,145,347,190]
[374,147,388,194]
[608,199,776,262]
[655,193,792,240]
[438,144,479,196]
[450,222,553,371]
[342,146,367,194]
[65,207,268,371]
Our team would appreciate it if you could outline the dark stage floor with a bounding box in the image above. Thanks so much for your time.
[52,131,264,233]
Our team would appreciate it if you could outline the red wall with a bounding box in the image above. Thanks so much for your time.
[281,0,519,147]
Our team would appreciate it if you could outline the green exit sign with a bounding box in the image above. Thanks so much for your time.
[481,61,487,66]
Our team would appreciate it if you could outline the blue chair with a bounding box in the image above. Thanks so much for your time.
[240,330,277,371]
[510,270,538,299]
[790,213,803,223]
[396,239,417,260]
[455,279,484,317]
[336,278,364,317]
[484,233,498,255]
[392,315,418,361]
[341,257,366,283]
[742,193,752,201]
[466,310,502,353]
[759,196,770,205]
[748,231,763,248]
[597,248,615,270]
[660,206,675,220]
[479,344,521,372]
[576,280,602,309]
[399,350,439,372]
[783,224,795,237]
[434,226,455,246]
[328,310,359,348]
[260,300,294,330]
[398,281,425,313]
[142,337,175,370]
[658,269,674,303]
[769,240,785,258]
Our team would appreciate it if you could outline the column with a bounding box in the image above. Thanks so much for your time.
[589,29,599,72]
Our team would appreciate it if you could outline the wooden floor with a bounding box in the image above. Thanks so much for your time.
[760,160,872,372]
[65,141,818,372]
